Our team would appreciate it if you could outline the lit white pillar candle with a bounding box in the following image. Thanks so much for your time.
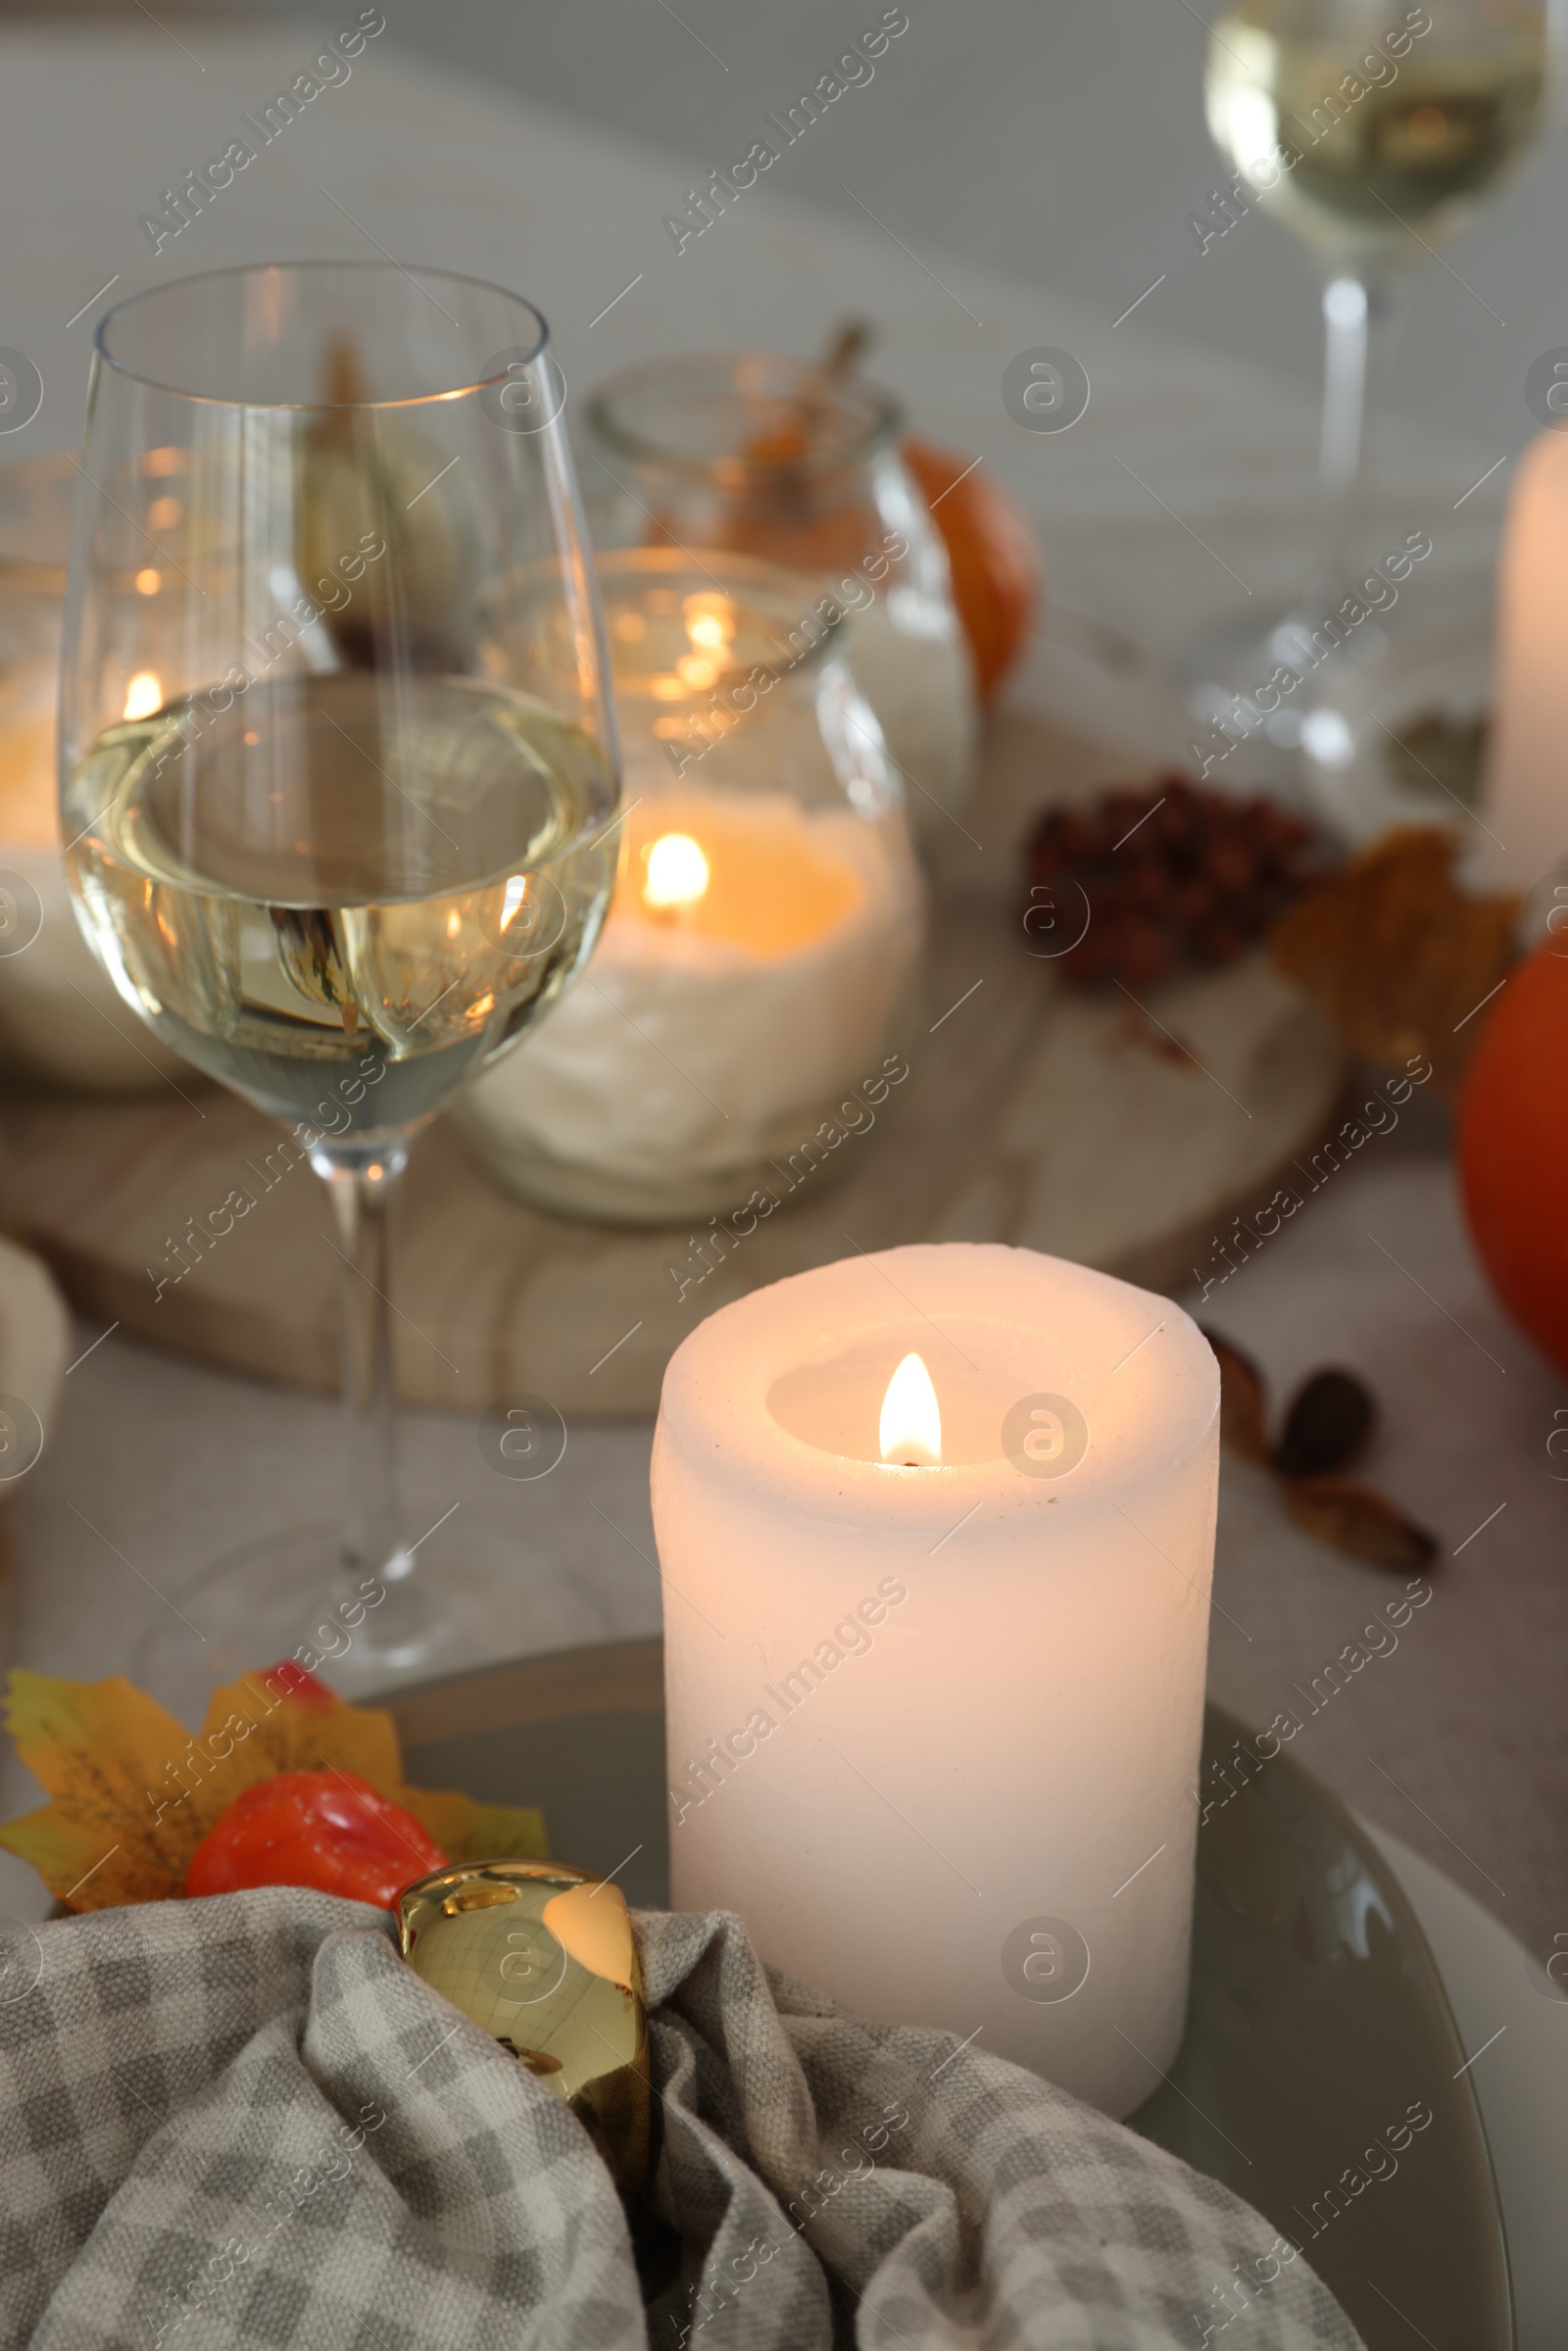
[651,1242,1219,2119]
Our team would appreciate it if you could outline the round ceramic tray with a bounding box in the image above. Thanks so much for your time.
[387,1638,1513,2351]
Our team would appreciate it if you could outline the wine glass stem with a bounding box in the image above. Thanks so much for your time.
[1317,269,1403,596]
[317,1145,412,1584]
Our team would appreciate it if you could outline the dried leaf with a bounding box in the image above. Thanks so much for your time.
[1284,1476,1436,1569]
[1112,1007,1200,1069]
[1381,710,1488,807]
[1,1671,197,1908]
[1271,826,1519,1096]
[1200,1327,1270,1465]
[400,1786,548,1867]
[191,1665,405,1825]
[0,1662,549,1911]
[1273,1369,1376,1479]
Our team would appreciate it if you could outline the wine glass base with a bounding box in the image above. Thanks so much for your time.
[1182,605,1391,744]
[138,1517,546,1725]
[1175,602,1484,843]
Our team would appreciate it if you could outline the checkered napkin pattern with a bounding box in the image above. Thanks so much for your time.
[0,1891,1363,2350]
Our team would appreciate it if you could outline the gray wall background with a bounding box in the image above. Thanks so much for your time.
[21,0,1568,454]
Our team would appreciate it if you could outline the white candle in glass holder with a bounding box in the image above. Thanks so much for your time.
[0,656,187,1089]
[651,1241,1219,2119]
[460,776,920,1191]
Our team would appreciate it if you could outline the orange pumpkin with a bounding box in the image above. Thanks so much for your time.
[1457,941,1568,1372]
[902,435,1042,701]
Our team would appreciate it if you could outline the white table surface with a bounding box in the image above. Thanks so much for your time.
[0,21,1562,2344]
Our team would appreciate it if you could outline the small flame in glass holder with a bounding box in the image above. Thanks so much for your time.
[643,832,710,914]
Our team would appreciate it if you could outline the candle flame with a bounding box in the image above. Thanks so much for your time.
[644,832,710,910]
[683,593,734,654]
[123,670,162,721]
[880,1352,941,1467]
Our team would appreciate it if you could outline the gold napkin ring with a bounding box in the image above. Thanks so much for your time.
[396,1859,652,2201]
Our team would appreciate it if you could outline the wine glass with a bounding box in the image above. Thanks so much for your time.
[1190,0,1551,818]
[59,264,618,1712]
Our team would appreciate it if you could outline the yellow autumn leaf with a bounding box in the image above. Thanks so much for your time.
[0,1663,548,1910]
[399,1785,548,1865]
[2,1672,199,1906]
[1,1806,158,1913]
[185,1667,407,1833]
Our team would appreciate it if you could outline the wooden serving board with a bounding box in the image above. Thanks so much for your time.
[0,711,1344,1416]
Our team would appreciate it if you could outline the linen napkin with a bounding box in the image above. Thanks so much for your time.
[0,1888,1362,2349]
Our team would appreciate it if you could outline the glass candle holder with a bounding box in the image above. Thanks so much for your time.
[455,547,926,1224]
[0,454,68,850]
[582,351,977,851]
[0,452,184,1089]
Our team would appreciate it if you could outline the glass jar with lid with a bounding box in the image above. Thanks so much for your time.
[455,546,926,1224]
[581,351,976,853]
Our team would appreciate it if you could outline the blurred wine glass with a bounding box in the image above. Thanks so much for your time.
[1190,0,1552,817]
[59,264,619,1713]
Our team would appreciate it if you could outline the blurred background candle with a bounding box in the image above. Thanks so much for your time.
[458,548,925,1222]
[0,452,187,1091]
[652,1241,1219,2120]
[1477,423,1568,892]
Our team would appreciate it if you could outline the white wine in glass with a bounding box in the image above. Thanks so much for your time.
[60,265,619,1715]
[1190,2,1551,813]
[66,674,611,1132]
[1206,5,1548,268]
